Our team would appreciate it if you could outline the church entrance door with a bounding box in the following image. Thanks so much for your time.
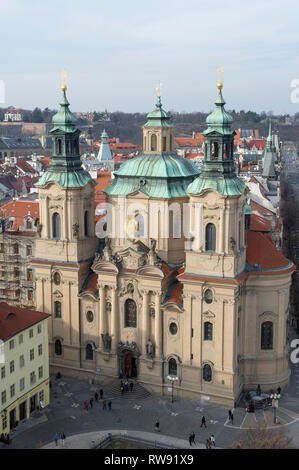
[124,353,137,378]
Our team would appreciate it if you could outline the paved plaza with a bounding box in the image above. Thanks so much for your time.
[2,330,299,450]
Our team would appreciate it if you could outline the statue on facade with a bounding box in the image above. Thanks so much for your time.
[229,237,236,253]
[101,333,112,352]
[72,222,79,238]
[146,338,155,359]
[103,236,112,261]
[36,222,43,237]
[148,238,159,266]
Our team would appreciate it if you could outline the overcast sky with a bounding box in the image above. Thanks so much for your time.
[1,0,299,114]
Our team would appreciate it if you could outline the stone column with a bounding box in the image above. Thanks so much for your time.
[154,292,162,358]
[142,290,149,354]
[99,285,106,343]
[111,286,118,350]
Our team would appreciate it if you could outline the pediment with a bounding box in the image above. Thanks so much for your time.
[202,310,215,318]
[136,264,164,278]
[115,246,148,270]
[53,290,63,298]
[92,259,119,274]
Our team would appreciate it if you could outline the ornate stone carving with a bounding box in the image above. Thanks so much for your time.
[101,333,112,352]
[117,341,141,356]
[72,222,79,238]
[146,338,155,358]
[229,237,236,254]
[36,222,42,237]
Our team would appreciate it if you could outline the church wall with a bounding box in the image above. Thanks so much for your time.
[241,272,292,390]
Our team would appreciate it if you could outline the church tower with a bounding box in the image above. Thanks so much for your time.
[186,78,247,278]
[32,75,98,369]
[178,75,248,403]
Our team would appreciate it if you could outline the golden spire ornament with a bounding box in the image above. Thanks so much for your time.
[156,80,163,97]
[61,68,67,92]
[217,65,224,90]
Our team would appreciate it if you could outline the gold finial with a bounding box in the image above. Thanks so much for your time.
[156,80,163,97]
[217,65,224,90]
[62,68,67,92]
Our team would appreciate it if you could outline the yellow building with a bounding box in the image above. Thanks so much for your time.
[0,302,50,435]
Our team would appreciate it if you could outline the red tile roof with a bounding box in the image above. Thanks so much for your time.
[94,172,113,201]
[250,213,272,232]
[167,282,183,305]
[250,199,275,217]
[175,137,203,147]
[16,158,36,174]
[0,200,39,231]
[247,140,267,150]
[246,231,291,271]
[0,302,50,341]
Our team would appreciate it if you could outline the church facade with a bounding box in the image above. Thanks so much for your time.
[32,79,294,407]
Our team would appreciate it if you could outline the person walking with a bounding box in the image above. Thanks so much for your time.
[206,438,212,449]
[99,389,103,400]
[84,400,88,410]
[155,420,160,432]
[124,380,129,392]
[54,433,59,446]
[228,409,234,423]
[89,398,93,409]
[120,385,124,395]
[188,433,193,446]
[102,399,107,410]
[61,432,66,447]
[200,416,207,428]
[108,400,112,411]
[210,434,215,447]
[95,391,98,402]
[191,432,196,445]
[130,381,134,392]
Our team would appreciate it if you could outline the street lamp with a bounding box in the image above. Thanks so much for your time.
[167,375,179,403]
[270,393,280,424]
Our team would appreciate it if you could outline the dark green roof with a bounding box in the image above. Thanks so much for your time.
[104,153,200,198]
[143,96,172,128]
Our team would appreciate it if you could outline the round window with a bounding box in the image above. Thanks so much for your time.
[86,311,94,323]
[204,289,213,304]
[169,322,178,335]
[53,272,61,285]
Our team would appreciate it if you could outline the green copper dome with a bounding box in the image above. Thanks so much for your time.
[187,84,246,197]
[51,90,78,133]
[104,153,199,198]
[204,89,233,134]
[143,96,172,128]
[36,87,93,189]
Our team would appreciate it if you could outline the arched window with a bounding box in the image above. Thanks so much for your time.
[57,139,62,155]
[52,213,61,239]
[125,299,137,328]
[54,301,62,318]
[134,213,144,237]
[204,289,213,304]
[86,344,93,360]
[26,219,32,229]
[53,272,61,286]
[204,322,213,341]
[205,223,216,251]
[261,321,273,350]
[151,134,157,151]
[203,364,212,382]
[55,339,62,356]
[84,211,89,237]
[168,358,177,376]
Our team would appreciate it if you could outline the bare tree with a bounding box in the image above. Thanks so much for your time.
[228,424,294,449]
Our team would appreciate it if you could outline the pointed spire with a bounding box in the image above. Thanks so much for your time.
[266,118,273,151]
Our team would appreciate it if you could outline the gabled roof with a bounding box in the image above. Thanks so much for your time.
[0,302,50,341]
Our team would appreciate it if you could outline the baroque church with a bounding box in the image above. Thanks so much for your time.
[32,77,294,407]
